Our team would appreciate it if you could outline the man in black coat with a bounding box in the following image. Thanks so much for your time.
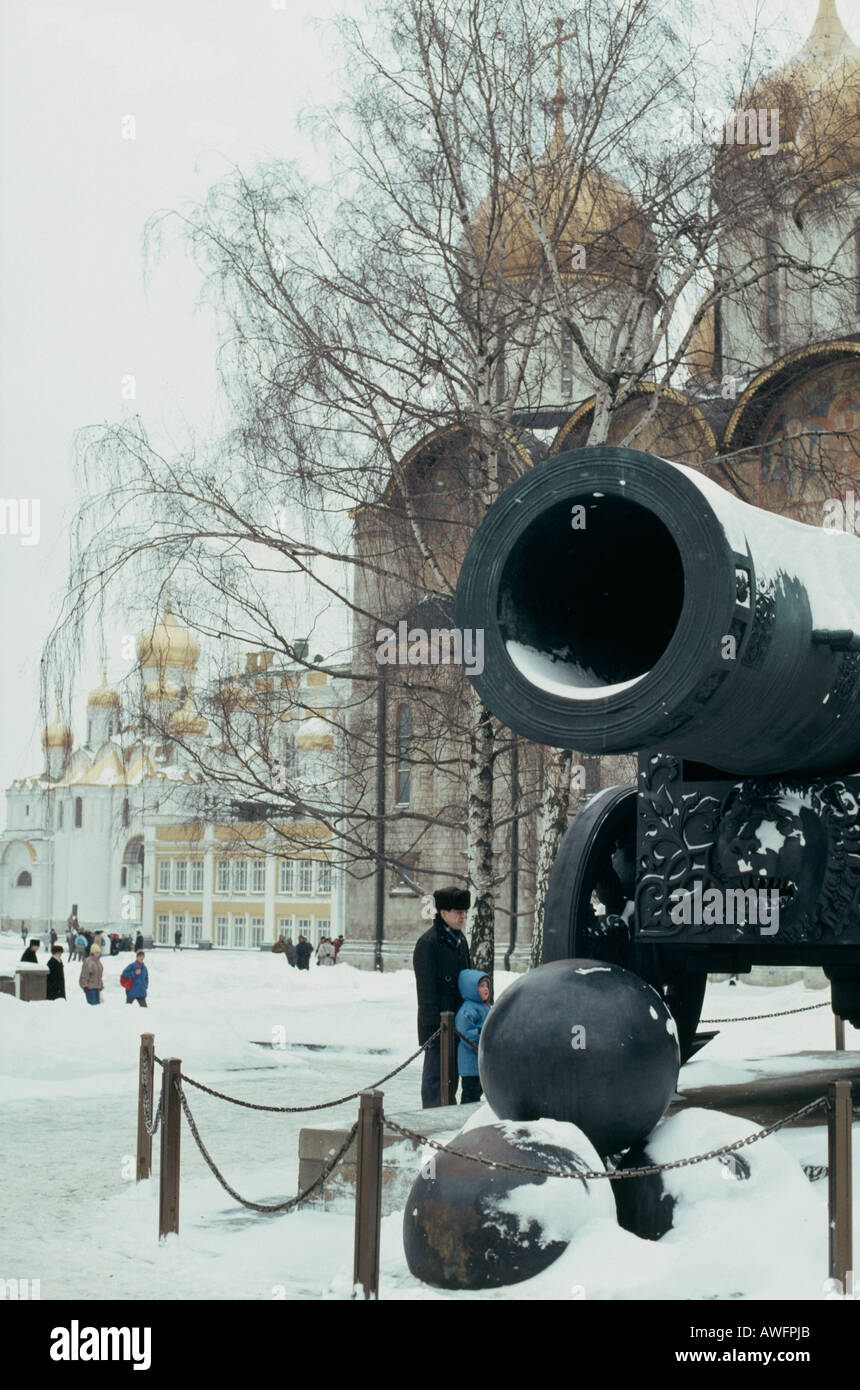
[134,932,144,953]
[295,935,312,970]
[20,939,39,964]
[46,945,66,1000]
[413,887,472,1108]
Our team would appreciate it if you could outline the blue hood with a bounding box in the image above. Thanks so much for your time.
[458,969,490,1003]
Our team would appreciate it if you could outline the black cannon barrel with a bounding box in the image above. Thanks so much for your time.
[454,446,860,775]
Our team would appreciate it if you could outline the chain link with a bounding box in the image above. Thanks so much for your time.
[384,1095,828,1181]
[177,1029,440,1113]
[175,1075,359,1213]
[140,1050,164,1137]
[701,1002,830,1023]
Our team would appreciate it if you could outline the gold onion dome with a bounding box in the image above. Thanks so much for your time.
[87,669,120,708]
[218,679,256,711]
[296,715,334,750]
[136,597,201,671]
[796,48,860,187]
[726,0,856,157]
[168,696,209,737]
[468,33,651,290]
[469,162,652,287]
[144,679,182,703]
[42,710,73,749]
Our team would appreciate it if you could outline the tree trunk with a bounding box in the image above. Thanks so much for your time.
[530,747,574,969]
[467,695,495,974]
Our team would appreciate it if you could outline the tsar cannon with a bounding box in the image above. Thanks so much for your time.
[455,446,860,1059]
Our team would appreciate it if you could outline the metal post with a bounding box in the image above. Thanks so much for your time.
[158,1058,181,1239]
[834,1015,846,1052]
[353,1090,384,1299]
[373,674,387,972]
[827,1080,853,1294]
[440,1012,456,1106]
[137,1033,155,1180]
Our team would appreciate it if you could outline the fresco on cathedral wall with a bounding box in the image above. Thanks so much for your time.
[731,357,860,527]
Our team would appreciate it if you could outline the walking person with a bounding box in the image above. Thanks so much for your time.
[285,937,296,967]
[455,970,492,1103]
[79,944,104,1005]
[134,931,144,953]
[46,945,66,1001]
[20,924,27,947]
[295,935,312,971]
[120,951,149,1007]
[173,926,182,952]
[66,922,76,957]
[316,937,336,967]
[42,927,52,955]
[413,887,471,1109]
[74,931,87,963]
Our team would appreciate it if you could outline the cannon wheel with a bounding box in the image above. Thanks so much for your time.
[542,785,707,1063]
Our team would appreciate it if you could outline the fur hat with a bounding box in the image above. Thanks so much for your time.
[433,886,471,912]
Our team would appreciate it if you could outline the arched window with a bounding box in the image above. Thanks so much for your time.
[764,228,779,348]
[395,704,411,805]
[16,870,32,887]
[122,798,130,828]
[74,797,83,829]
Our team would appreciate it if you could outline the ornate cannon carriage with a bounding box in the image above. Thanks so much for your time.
[455,445,860,1059]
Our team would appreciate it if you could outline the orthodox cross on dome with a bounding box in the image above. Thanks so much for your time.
[548,17,568,156]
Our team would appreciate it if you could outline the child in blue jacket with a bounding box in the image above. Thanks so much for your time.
[121,951,149,1008]
[455,969,492,1103]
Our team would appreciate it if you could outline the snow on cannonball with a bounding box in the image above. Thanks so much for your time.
[403,1119,611,1290]
[478,959,680,1156]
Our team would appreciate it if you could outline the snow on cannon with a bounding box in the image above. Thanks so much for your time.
[455,445,860,1060]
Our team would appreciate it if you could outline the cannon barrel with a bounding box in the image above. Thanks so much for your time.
[454,446,860,775]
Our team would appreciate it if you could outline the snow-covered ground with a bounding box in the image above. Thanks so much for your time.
[0,931,857,1301]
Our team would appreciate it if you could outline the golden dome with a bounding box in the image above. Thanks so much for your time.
[143,679,181,703]
[42,711,73,750]
[796,48,860,187]
[217,679,256,711]
[470,159,652,287]
[730,0,856,154]
[684,299,717,383]
[296,715,334,750]
[136,598,201,672]
[168,696,209,738]
[87,670,120,708]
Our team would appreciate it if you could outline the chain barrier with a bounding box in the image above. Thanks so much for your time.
[803,1164,829,1182]
[140,1051,164,1137]
[175,1074,359,1213]
[701,1002,830,1023]
[455,1027,479,1055]
[383,1095,828,1182]
[176,1029,440,1114]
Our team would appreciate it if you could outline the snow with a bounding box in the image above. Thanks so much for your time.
[1,930,857,1301]
[505,640,645,699]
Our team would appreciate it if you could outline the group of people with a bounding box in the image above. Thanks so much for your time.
[19,928,149,1007]
[413,886,492,1108]
[273,933,344,969]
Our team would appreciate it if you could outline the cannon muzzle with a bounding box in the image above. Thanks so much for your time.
[454,446,860,775]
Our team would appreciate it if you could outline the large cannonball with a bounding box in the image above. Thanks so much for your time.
[403,1119,609,1290]
[613,1107,807,1244]
[478,959,680,1155]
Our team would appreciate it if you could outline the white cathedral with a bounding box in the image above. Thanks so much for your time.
[0,601,346,949]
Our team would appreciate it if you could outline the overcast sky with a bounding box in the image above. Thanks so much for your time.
[0,0,835,823]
